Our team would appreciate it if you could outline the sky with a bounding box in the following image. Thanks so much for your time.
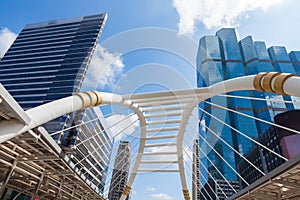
[1,0,300,199]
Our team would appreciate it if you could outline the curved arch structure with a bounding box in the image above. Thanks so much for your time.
[1,72,300,200]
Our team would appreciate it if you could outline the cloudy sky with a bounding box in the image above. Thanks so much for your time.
[1,0,300,199]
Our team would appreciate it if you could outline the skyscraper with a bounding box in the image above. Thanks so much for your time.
[0,14,107,142]
[237,126,285,189]
[197,28,300,198]
[199,178,240,200]
[109,141,131,200]
[68,107,113,193]
[238,110,300,188]
[0,14,113,197]
[192,139,200,200]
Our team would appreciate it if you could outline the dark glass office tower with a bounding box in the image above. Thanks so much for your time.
[0,14,107,142]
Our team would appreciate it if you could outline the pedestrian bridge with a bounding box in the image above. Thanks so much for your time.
[0,72,300,200]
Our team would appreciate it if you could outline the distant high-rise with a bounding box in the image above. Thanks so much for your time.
[192,139,200,200]
[199,178,240,200]
[0,14,107,142]
[109,141,131,200]
[197,28,300,198]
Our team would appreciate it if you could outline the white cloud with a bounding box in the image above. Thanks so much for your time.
[105,114,139,141]
[172,0,284,35]
[84,45,124,89]
[0,28,17,57]
[150,193,173,200]
[146,186,156,191]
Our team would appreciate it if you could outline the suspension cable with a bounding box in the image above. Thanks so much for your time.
[198,105,288,161]
[184,127,238,194]
[183,147,228,198]
[50,107,130,136]
[183,159,214,200]
[74,116,115,168]
[190,113,266,176]
[76,127,112,161]
[102,138,140,197]
[79,126,140,182]
[218,94,300,104]
[204,100,300,135]
[187,122,250,186]
[75,113,137,147]
[101,126,142,196]
[74,119,139,168]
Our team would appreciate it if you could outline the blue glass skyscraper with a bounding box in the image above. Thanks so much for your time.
[197,34,237,180]
[197,28,300,195]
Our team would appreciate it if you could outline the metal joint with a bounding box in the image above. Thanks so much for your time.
[262,72,281,93]
[75,91,102,109]
[83,91,97,107]
[122,185,131,197]
[182,189,190,200]
[74,93,90,109]
[91,91,102,106]
[273,73,296,96]
[253,72,268,92]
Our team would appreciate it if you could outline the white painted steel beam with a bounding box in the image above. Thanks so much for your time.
[144,111,182,118]
[139,99,193,107]
[137,169,179,173]
[146,119,181,125]
[144,143,177,148]
[143,151,177,156]
[1,73,300,200]
[146,127,179,132]
[145,135,177,140]
[140,160,178,164]
[142,105,185,112]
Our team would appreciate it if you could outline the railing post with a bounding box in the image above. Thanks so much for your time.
[32,171,45,199]
[0,157,18,199]
[55,176,65,200]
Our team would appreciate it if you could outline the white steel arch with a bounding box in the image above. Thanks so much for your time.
[1,72,300,200]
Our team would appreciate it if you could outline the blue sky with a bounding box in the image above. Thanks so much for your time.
[1,0,300,199]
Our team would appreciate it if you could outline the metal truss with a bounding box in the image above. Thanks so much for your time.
[0,127,105,199]
[229,153,300,200]
[0,72,300,200]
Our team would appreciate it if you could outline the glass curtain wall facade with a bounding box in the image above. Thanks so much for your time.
[0,14,114,196]
[197,28,300,196]
[0,14,107,143]
[69,107,113,193]
[109,141,131,200]
[197,35,234,181]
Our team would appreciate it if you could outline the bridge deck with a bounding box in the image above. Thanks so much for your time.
[229,153,300,200]
[0,126,105,200]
